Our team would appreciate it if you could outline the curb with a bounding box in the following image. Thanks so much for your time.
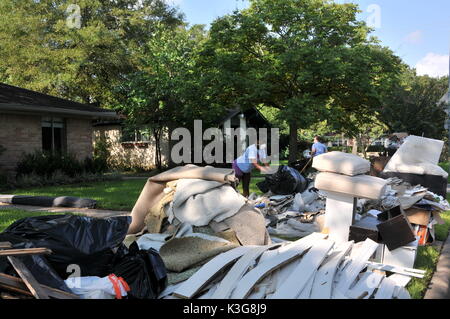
[424,232,450,299]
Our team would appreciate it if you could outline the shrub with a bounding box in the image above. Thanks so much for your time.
[16,150,109,179]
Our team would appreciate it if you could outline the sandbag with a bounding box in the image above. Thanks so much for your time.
[0,195,97,208]
[2,215,131,278]
[257,165,307,195]
[112,242,167,299]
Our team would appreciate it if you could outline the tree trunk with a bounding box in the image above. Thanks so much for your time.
[288,122,299,164]
[352,138,358,155]
[153,128,162,170]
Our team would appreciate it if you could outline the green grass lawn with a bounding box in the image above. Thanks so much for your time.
[0,209,63,232]
[11,179,147,211]
[439,162,449,182]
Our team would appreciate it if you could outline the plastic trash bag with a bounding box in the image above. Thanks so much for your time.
[112,242,167,299]
[65,274,130,299]
[0,232,72,293]
[257,165,308,195]
[2,215,131,278]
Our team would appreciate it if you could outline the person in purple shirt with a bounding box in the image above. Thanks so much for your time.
[311,135,328,157]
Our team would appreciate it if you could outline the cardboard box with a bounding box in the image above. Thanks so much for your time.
[404,207,432,226]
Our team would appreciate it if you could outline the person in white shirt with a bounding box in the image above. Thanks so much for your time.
[232,140,270,197]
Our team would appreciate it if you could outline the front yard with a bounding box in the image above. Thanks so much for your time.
[1,173,449,299]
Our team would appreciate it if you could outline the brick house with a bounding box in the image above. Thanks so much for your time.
[0,83,117,175]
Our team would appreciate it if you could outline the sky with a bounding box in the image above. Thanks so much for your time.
[165,0,450,78]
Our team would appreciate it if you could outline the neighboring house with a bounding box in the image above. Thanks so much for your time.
[219,107,272,161]
[0,83,116,174]
[93,107,272,170]
[93,120,170,171]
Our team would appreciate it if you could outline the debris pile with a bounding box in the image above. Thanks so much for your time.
[0,135,447,299]
[160,234,420,299]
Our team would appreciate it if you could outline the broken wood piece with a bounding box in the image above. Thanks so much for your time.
[270,239,334,299]
[173,246,255,299]
[336,238,379,293]
[231,233,327,299]
[366,262,425,278]
[297,271,315,299]
[388,274,412,287]
[0,273,79,299]
[6,257,50,299]
[0,242,12,249]
[211,245,274,299]
[0,248,52,257]
[374,277,397,299]
[310,241,354,299]
[345,271,384,299]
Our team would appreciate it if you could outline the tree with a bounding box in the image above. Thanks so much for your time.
[200,0,398,163]
[116,24,209,168]
[0,0,183,107]
[378,69,448,140]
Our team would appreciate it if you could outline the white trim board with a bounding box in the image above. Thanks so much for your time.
[173,246,255,299]
[310,241,354,299]
[374,277,397,299]
[336,238,379,293]
[297,271,316,299]
[346,271,384,299]
[366,262,425,278]
[231,233,327,299]
[211,245,274,299]
[270,239,334,299]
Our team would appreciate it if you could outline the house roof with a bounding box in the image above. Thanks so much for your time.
[0,82,117,119]
[219,107,271,128]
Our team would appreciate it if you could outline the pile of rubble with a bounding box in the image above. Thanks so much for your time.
[0,135,447,300]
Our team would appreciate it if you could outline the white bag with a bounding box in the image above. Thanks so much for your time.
[65,274,130,299]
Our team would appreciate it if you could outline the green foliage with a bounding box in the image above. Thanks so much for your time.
[15,150,108,179]
[0,0,183,107]
[379,71,448,140]
[201,0,402,161]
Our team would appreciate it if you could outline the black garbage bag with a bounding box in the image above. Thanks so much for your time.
[257,165,308,195]
[0,233,71,293]
[2,215,131,279]
[113,242,167,299]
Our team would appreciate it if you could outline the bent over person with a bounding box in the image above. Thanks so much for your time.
[232,140,270,197]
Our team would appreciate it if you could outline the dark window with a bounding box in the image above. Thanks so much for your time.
[42,117,66,153]
[121,127,151,142]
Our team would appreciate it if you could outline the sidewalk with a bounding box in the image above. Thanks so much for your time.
[0,202,130,218]
[424,233,450,299]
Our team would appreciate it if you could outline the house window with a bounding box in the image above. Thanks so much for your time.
[42,117,66,153]
[121,127,151,142]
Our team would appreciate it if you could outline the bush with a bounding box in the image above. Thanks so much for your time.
[16,150,108,179]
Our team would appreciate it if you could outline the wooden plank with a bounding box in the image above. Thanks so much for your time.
[388,274,412,287]
[393,286,411,299]
[0,242,12,249]
[310,241,353,299]
[297,271,315,299]
[173,246,255,299]
[0,248,52,257]
[7,257,50,299]
[1,292,21,299]
[336,238,379,294]
[346,271,384,299]
[366,262,425,278]
[211,245,274,299]
[270,239,334,299]
[374,277,397,299]
[0,273,80,299]
[0,273,80,300]
[231,233,327,299]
